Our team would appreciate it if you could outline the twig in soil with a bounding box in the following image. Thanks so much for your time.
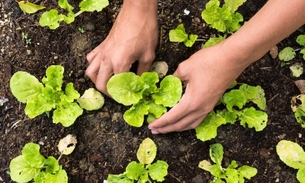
[168,172,182,182]
[8,119,22,131]
[268,93,279,103]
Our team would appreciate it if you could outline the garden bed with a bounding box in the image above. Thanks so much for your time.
[1,0,305,182]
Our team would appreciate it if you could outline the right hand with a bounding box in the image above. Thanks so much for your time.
[86,1,158,95]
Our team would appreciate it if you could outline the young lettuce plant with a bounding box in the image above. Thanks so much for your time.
[106,72,182,127]
[17,0,109,29]
[107,138,168,182]
[276,140,305,183]
[291,94,305,128]
[199,143,258,183]
[196,84,268,142]
[201,0,247,47]
[9,135,77,183]
[169,24,198,47]
[10,65,104,127]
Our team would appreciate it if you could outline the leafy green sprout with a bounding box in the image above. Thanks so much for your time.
[17,0,109,29]
[201,0,247,48]
[169,24,198,47]
[279,34,305,66]
[199,143,258,183]
[106,72,182,127]
[10,65,104,127]
[276,140,305,183]
[195,83,268,142]
[107,138,169,182]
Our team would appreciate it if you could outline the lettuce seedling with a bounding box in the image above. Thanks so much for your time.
[196,84,268,142]
[107,72,182,127]
[276,140,305,183]
[9,143,68,183]
[169,24,198,47]
[10,65,104,127]
[278,34,305,70]
[199,143,257,183]
[107,138,168,182]
[18,0,109,29]
[201,0,246,47]
[291,94,305,128]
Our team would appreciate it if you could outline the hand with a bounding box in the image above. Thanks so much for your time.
[86,1,158,94]
[148,43,245,134]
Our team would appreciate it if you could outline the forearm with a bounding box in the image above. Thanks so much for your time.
[224,0,305,68]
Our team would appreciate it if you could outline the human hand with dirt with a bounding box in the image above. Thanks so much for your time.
[86,0,158,94]
[148,0,305,134]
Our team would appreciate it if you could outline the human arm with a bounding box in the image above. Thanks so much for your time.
[86,0,158,94]
[148,0,305,134]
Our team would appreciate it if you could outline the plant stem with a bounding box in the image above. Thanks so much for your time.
[74,11,83,17]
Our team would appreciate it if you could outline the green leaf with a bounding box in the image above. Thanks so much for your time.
[203,36,225,48]
[22,143,45,168]
[125,162,146,180]
[169,24,188,43]
[147,160,169,181]
[202,0,232,32]
[65,83,80,102]
[140,72,159,95]
[10,155,40,182]
[10,71,44,103]
[279,47,296,61]
[44,156,60,174]
[239,107,268,131]
[77,88,104,110]
[42,65,64,91]
[223,168,239,182]
[18,1,45,14]
[300,48,305,60]
[297,35,305,47]
[107,72,144,106]
[147,102,167,119]
[196,111,226,142]
[39,10,65,29]
[223,89,247,111]
[123,101,149,127]
[24,96,54,118]
[184,34,198,47]
[224,0,246,12]
[137,138,157,165]
[210,143,224,165]
[79,0,109,12]
[107,173,133,183]
[294,108,305,128]
[276,140,305,169]
[52,102,83,127]
[239,84,266,110]
[238,165,258,180]
[297,168,305,183]
[58,0,74,12]
[290,63,303,78]
[152,75,182,107]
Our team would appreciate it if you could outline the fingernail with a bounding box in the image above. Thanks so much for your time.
[151,130,160,134]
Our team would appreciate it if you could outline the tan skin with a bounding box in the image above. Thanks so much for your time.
[86,0,305,134]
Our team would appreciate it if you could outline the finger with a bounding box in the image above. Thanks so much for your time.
[151,114,205,134]
[86,45,102,64]
[137,52,155,75]
[85,59,102,84]
[148,97,190,129]
[95,63,113,95]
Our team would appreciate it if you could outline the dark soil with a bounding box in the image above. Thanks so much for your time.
[1,0,305,182]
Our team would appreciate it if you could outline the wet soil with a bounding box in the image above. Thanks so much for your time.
[1,0,305,182]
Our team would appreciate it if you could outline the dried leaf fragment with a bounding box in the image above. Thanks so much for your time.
[269,45,278,59]
[295,80,305,94]
[58,134,77,155]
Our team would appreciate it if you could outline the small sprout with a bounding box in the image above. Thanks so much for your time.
[279,47,296,61]
[169,24,198,47]
[290,63,303,77]
[58,134,77,155]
